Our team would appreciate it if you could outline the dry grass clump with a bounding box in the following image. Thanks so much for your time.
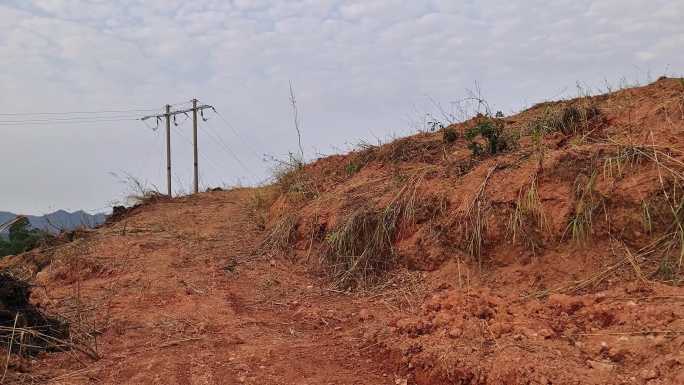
[528,100,602,137]
[509,176,547,254]
[273,157,318,203]
[645,181,684,283]
[244,187,278,230]
[374,137,444,164]
[112,173,165,205]
[602,143,647,179]
[565,171,600,243]
[260,214,298,252]
[457,166,496,268]
[598,138,684,282]
[343,142,378,176]
[324,204,400,289]
[323,170,426,289]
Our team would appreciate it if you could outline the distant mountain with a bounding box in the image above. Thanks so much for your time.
[0,210,107,236]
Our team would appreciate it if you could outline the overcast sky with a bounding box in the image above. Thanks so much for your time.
[1,0,682,215]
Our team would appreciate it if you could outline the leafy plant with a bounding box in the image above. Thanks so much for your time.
[442,126,458,143]
[464,115,515,156]
[345,161,362,175]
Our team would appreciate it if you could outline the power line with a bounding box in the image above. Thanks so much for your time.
[0,108,159,116]
[171,119,226,178]
[213,110,264,162]
[0,118,139,126]
[203,118,253,177]
[0,115,140,123]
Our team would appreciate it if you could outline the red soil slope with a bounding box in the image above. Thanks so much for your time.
[1,78,684,384]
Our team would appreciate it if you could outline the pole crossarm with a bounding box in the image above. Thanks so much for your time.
[140,105,214,121]
[140,100,214,197]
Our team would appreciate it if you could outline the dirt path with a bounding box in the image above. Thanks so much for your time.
[23,190,395,384]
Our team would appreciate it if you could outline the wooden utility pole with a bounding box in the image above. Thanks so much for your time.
[141,100,214,197]
[192,99,199,194]
[165,104,172,197]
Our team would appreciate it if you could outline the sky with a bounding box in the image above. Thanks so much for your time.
[0,0,682,215]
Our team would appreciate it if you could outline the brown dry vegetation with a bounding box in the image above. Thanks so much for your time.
[1,78,684,384]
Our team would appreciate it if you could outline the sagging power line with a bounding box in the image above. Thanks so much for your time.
[141,100,214,197]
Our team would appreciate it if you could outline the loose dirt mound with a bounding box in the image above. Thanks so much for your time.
[1,78,683,384]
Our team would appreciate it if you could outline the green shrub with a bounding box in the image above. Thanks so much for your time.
[442,126,458,143]
[345,161,362,175]
[464,115,515,156]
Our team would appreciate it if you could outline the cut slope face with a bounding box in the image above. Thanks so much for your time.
[270,78,684,286]
[1,78,683,385]
[261,77,684,384]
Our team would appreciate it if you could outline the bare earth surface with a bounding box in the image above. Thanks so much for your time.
[7,191,398,384]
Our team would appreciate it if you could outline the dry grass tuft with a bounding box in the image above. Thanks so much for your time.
[565,171,600,243]
[599,137,684,282]
[260,214,299,252]
[457,166,496,268]
[344,141,379,175]
[602,143,648,179]
[112,172,165,205]
[323,169,428,289]
[528,100,603,137]
[272,157,318,203]
[509,175,547,254]
[244,187,278,230]
[324,205,399,289]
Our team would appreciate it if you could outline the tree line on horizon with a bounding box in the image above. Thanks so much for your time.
[0,217,52,257]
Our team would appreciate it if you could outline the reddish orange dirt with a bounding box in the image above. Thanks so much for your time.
[2,78,684,384]
[2,190,404,384]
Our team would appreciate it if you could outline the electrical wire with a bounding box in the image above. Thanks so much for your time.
[0,115,141,123]
[171,119,227,179]
[202,118,254,177]
[0,118,139,126]
[212,109,264,162]
[0,108,159,116]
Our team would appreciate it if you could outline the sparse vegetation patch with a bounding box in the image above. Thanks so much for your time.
[464,114,517,156]
[527,101,602,137]
[273,155,318,202]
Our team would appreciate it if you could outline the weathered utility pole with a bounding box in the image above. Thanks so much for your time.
[165,104,172,197]
[192,99,199,194]
[141,100,214,197]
